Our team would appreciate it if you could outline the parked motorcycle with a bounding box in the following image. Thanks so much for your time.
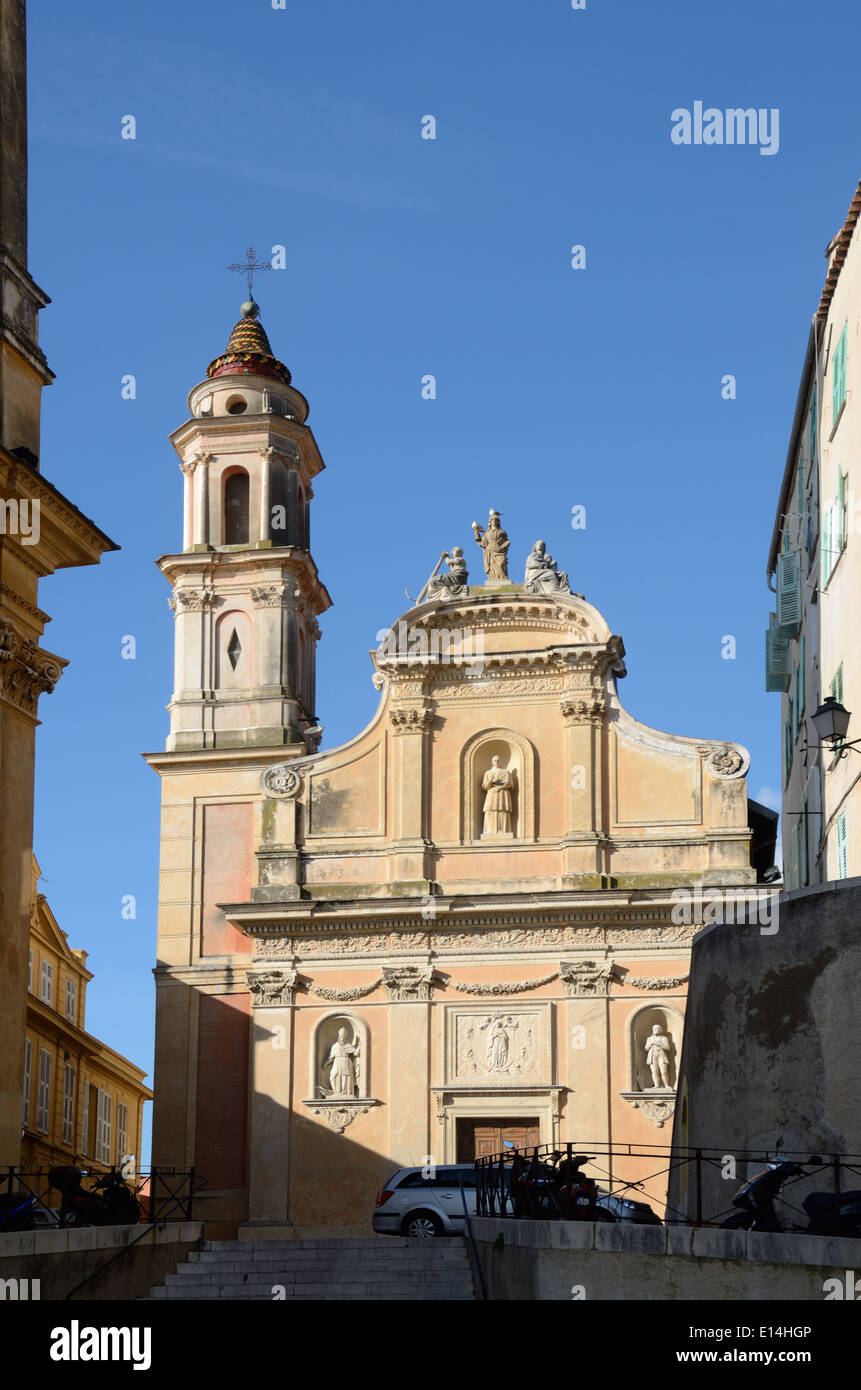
[508,1151,616,1222]
[0,1189,38,1231]
[48,1165,141,1227]
[721,1157,861,1236]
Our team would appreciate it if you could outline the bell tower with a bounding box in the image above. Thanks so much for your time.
[159,298,331,750]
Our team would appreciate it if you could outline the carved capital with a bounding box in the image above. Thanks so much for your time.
[246,968,299,1008]
[172,588,219,613]
[251,584,290,609]
[559,960,618,997]
[388,706,433,735]
[560,696,605,725]
[0,621,67,715]
[382,965,436,1002]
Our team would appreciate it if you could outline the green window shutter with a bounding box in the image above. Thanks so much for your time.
[832,325,847,422]
[777,549,802,634]
[821,503,833,587]
[797,467,804,544]
[838,470,847,549]
[801,796,809,886]
[837,811,848,879]
[792,665,800,740]
[766,614,790,692]
[799,635,806,732]
[831,663,844,705]
[810,383,817,464]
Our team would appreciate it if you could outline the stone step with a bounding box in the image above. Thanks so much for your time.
[185,1253,469,1269]
[165,1269,472,1287]
[200,1237,464,1251]
[149,1283,475,1301]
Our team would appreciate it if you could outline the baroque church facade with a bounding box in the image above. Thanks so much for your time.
[147,300,762,1236]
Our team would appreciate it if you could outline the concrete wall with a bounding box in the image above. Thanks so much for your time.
[669,881,861,1222]
[471,1217,861,1300]
[0,1222,203,1301]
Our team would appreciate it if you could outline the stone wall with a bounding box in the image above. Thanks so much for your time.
[668,879,861,1222]
[0,1222,203,1300]
[471,1217,861,1301]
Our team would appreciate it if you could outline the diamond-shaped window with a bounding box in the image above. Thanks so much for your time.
[227,630,242,670]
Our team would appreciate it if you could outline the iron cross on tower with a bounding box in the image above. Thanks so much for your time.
[227,246,272,301]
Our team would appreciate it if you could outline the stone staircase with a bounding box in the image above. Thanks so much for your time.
[148,1236,477,1300]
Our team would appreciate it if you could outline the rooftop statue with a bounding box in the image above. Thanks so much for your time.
[524,539,571,595]
[417,547,469,603]
[472,510,510,581]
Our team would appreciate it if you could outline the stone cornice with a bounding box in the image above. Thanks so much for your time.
[157,547,332,614]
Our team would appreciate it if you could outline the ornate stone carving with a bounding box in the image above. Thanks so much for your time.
[388,706,433,734]
[559,960,619,997]
[442,972,558,996]
[382,966,435,1001]
[645,1024,672,1088]
[306,979,381,1001]
[422,547,469,602]
[171,589,219,612]
[481,757,516,837]
[524,541,571,595]
[450,1007,548,1084]
[262,764,302,798]
[266,441,300,462]
[621,1091,676,1129]
[560,697,605,725]
[246,968,298,1008]
[623,974,689,990]
[251,584,290,608]
[303,1099,377,1133]
[0,621,66,715]
[705,744,747,779]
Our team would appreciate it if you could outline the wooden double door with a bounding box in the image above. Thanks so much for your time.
[456,1117,541,1161]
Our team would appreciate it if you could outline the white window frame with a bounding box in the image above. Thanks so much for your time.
[62,1063,75,1146]
[117,1102,128,1169]
[65,978,76,1022]
[82,1083,91,1155]
[36,1048,52,1133]
[40,959,53,1006]
[28,949,33,991]
[95,1089,112,1165]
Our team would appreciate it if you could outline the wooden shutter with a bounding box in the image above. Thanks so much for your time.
[82,1083,90,1155]
[837,812,849,879]
[799,636,806,734]
[62,1065,75,1146]
[22,1038,31,1125]
[777,549,802,634]
[37,1049,51,1133]
[821,503,834,586]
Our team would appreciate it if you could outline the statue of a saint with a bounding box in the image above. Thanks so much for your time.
[425,546,468,600]
[472,511,510,581]
[524,540,571,595]
[486,1017,514,1073]
[645,1024,672,1089]
[326,1026,360,1097]
[481,755,516,835]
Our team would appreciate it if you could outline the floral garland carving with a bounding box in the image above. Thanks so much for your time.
[306,980,382,1001]
[443,971,558,996]
[624,974,689,990]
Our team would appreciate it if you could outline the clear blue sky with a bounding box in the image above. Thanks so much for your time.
[26,0,860,1161]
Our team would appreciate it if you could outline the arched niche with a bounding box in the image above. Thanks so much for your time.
[309,1013,371,1100]
[627,1002,683,1092]
[460,728,535,843]
[215,609,252,689]
[223,468,250,545]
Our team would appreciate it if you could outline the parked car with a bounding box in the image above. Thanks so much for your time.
[373,1164,477,1238]
[596,1188,661,1224]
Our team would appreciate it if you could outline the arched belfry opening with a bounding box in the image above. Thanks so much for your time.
[224,470,250,545]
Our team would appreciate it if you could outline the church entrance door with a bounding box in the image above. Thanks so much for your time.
[455,1117,541,1161]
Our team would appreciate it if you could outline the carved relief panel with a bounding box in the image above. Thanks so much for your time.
[444,1003,553,1086]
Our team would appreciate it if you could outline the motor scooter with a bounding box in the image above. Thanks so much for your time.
[49,1165,140,1227]
[721,1156,861,1236]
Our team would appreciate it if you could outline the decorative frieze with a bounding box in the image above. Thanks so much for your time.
[306,980,380,1002]
[623,974,689,990]
[441,971,558,996]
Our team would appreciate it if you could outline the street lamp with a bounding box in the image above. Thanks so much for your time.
[809,697,854,756]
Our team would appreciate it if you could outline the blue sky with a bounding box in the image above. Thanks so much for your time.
[25,0,860,1160]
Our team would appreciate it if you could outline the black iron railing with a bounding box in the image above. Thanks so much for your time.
[0,1165,207,1224]
[474,1141,861,1228]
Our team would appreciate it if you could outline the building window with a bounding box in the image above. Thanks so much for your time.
[117,1102,128,1167]
[28,949,33,991]
[837,811,849,880]
[82,1083,91,1155]
[22,1039,32,1126]
[95,1090,112,1165]
[62,1064,75,1146]
[224,470,250,545]
[40,959,53,1006]
[36,1049,52,1133]
[65,979,77,1023]
[832,323,847,426]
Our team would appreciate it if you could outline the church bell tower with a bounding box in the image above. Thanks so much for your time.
[159,298,331,751]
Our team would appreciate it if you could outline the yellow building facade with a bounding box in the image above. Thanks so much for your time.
[147,301,773,1237]
[21,859,151,1175]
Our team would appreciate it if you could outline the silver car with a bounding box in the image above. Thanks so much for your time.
[373,1164,478,1238]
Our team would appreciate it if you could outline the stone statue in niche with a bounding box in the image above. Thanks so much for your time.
[481,756,516,836]
[424,547,469,601]
[645,1024,672,1089]
[472,511,510,581]
[524,540,571,595]
[324,1026,361,1098]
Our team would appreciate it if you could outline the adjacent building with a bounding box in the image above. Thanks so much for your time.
[21,857,151,1174]
[147,298,773,1236]
[0,0,117,1163]
[766,175,861,886]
